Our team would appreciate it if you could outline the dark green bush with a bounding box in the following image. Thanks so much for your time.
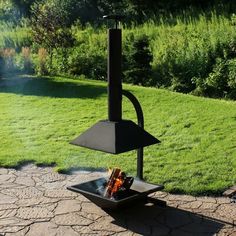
[66,47,106,80]
[123,34,153,86]
[191,39,236,99]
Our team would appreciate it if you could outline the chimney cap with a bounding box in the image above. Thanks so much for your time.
[103,15,124,21]
[103,15,124,28]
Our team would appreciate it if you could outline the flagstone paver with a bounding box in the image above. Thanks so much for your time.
[0,164,235,236]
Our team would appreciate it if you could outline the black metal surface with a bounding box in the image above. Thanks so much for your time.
[122,90,144,179]
[68,15,164,209]
[70,120,160,154]
[108,29,122,121]
[70,25,160,155]
[67,177,164,209]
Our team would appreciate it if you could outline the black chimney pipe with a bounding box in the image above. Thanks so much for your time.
[108,28,122,121]
[70,15,160,155]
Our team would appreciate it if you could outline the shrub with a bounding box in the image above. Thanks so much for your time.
[36,48,48,75]
[67,47,106,80]
[21,47,33,73]
[123,34,153,86]
[1,48,16,73]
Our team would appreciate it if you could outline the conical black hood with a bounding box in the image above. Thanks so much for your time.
[70,120,160,154]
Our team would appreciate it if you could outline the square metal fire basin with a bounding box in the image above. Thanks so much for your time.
[67,177,164,209]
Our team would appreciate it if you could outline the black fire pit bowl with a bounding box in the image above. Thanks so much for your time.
[67,178,164,209]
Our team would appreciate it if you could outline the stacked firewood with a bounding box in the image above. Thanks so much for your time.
[103,168,134,198]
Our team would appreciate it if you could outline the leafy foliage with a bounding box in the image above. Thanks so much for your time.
[123,34,153,86]
[1,4,236,99]
[10,0,38,17]
[0,52,3,77]
[30,0,75,72]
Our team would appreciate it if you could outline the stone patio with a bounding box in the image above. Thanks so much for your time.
[0,164,235,236]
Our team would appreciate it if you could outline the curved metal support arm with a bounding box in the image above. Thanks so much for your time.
[122,90,144,180]
[122,90,144,129]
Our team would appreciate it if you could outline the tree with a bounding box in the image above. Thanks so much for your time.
[31,0,75,71]
[10,0,39,17]
[123,34,153,86]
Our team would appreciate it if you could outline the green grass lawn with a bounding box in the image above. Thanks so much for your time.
[0,75,235,195]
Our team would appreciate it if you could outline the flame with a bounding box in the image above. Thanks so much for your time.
[104,168,125,198]
[111,177,124,195]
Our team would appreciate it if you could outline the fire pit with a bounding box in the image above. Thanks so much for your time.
[68,177,163,209]
[67,15,165,209]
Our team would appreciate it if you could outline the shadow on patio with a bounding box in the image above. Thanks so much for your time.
[106,203,228,235]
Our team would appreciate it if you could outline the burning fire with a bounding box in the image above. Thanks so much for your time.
[103,168,133,199]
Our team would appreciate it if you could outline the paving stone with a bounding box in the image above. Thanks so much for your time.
[15,177,35,187]
[179,200,202,210]
[113,232,134,236]
[0,174,15,184]
[0,193,18,204]
[16,196,59,207]
[0,217,32,227]
[2,187,43,199]
[125,219,151,235]
[19,165,48,175]
[89,216,126,233]
[81,202,107,216]
[201,212,234,226]
[0,183,25,190]
[73,225,116,235]
[216,225,236,236]
[54,199,81,215]
[16,206,54,219]
[153,191,169,199]
[0,169,8,175]
[24,222,58,236]
[167,194,196,202]
[223,186,236,197]
[5,226,29,236]
[215,204,236,222]
[200,202,219,211]
[44,189,77,199]
[78,211,101,221]
[53,212,93,226]
[216,197,231,204]
[38,181,65,190]
[75,194,91,202]
[0,226,26,234]
[72,225,97,234]
[199,202,219,212]
[0,204,18,211]
[0,165,235,236]
[197,196,217,203]
[0,209,17,219]
[179,220,225,234]
[26,222,79,236]
[39,172,66,183]
[8,169,17,175]
[159,208,193,229]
